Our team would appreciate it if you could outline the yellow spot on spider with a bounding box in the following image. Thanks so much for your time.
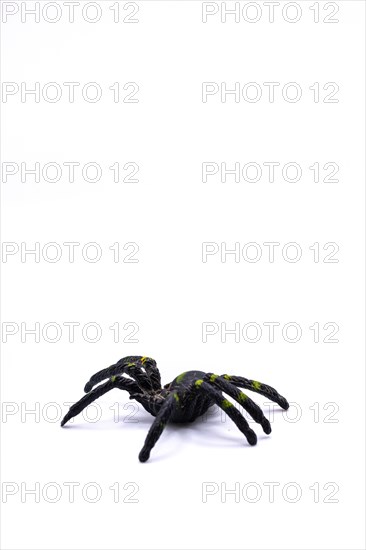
[195,379,204,388]
[127,363,136,367]
[111,376,116,383]
[176,372,186,383]
[222,399,233,409]
[238,392,247,403]
[141,357,147,364]
[210,374,218,382]
[173,393,180,403]
[224,374,231,380]
[252,380,261,390]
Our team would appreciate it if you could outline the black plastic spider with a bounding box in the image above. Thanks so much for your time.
[61,355,289,462]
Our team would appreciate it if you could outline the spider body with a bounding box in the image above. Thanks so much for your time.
[61,356,289,462]
[165,370,214,422]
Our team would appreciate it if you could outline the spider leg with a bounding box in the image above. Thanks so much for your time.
[84,356,153,393]
[140,357,162,390]
[195,380,257,445]
[222,375,289,410]
[205,374,271,434]
[138,393,178,462]
[61,376,140,427]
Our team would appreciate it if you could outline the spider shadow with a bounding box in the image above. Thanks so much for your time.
[61,401,283,462]
[141,415,274,463]
[61,408,156,431]
[189,416,272,445]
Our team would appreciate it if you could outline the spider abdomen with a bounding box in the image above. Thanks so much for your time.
[168,370,215,423]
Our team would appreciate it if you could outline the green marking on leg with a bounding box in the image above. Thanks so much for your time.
[195,379,204,388]
[173,392,179,403]
[210,374,218,382]
[127,362,136,367]
[111,375,117,383]
[176,372,186,383]
[252,380,261,390]
[222,399,233,409]
[238,392,248,403]
[223,374,231,380]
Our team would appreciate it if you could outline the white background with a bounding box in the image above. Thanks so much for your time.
[1,1,365,549]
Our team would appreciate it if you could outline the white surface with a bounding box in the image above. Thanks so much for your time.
[1,1,365,549]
